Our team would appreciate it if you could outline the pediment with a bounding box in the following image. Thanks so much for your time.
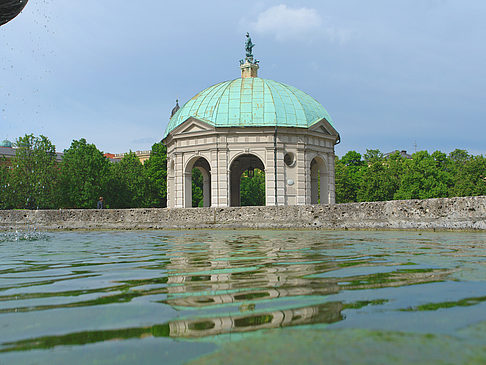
[181,124,206,134]
[169,117,215,137]
[309,118,339,137]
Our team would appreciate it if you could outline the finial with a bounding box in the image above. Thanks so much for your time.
[170,99,180,119]
[241,33,258,63]
[239,33,260,78]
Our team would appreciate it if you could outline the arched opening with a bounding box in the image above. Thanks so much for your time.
[230,154,265,207]
[310,156,329,204]
[184,157,211,208]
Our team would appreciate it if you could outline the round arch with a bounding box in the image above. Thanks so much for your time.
[229,151,266,170]
[184,156,212,208]
[310,155,329,204]
[229,154,265,207]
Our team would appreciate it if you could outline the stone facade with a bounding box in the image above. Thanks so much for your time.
[113,150,151,164]
[1,196,485,231]
[163,38,340,209]
[164,120,338,208]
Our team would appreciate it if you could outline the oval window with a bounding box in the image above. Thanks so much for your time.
[284,152,296,167]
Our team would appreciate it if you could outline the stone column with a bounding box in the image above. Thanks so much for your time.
[184,171,192,208]
[304,151,312,205]
[202,170,211,207]
[218,146,229,207]
[296,142,307,205]
[265,146,276,206]
[167,168,174,209]
[210,148,219,207]
[230,166,242,207]
[328,152,336,204]
[320,169,329,204]
[276,149,285,206]
[211,145,229,208]
[175,153,184,208]
[310,167,319,204]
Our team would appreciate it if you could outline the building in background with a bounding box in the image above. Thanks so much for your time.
[0,139,15,167]
[104,150,151,164]
[0,139,63,166]
[385,150,412,159]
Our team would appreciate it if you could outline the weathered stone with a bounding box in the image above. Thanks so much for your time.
[0,196,485,231]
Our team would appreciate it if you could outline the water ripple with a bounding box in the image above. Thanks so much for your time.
[0,230,485,363]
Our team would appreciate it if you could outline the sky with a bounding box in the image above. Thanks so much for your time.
[1,0,485,157]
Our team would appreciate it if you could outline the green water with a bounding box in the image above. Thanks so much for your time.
[0,230,485,364]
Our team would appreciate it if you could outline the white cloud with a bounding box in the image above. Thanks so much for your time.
[248,4,351,43]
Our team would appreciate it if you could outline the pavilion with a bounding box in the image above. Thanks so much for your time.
[162,34,340,208]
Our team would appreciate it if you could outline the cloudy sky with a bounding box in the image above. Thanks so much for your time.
[1,0,485,156]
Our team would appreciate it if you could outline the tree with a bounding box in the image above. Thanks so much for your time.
[341,150,363,167]
[9,134,59,209]
[363,149,383,164]
[449,154,486,197]
[192,168,203,207]
[394,151,452,200]
[105,152,150,208]
[144,142,168,207]
[0,159,11,209]
[241,169,265,206]
[335,151,364,203]
[449,149,470,165]
[59,138,110,208]
[356,150,403,202]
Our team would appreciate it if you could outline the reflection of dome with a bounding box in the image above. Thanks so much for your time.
[164,77,333,138]
[0,139,12,148]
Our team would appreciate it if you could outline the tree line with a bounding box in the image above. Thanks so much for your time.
[1,134,485,209]
[335,149,486,203]
[0,134,167,209]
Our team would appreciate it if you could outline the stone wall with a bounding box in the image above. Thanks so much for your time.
[0,196,485,231]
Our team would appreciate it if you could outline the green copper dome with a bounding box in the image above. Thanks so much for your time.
[163,77,333,138]
[0,139,12,148]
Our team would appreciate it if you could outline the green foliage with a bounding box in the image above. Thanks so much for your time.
[58,138,110,208]
[363,149,383,164]
[0,158,11,209]
[449,149,470,164]
[394,151,452,200]
[8,134,59,209]
[341,151,363,167]
[335,151,364,203]
[449,154,486,197]
[144,142,167,207]
[192,168,203,207]
[2,131,486,210]
[105,152,150,208]
[241,169,265,206]
[336,148,486,203]
[357,151,404,202]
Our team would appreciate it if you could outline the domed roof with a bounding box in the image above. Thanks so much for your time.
[0,139,12,148]
[163,77,334,138]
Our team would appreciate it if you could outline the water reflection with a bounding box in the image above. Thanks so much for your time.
[160,232,450,338]
[0,230,483,355]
